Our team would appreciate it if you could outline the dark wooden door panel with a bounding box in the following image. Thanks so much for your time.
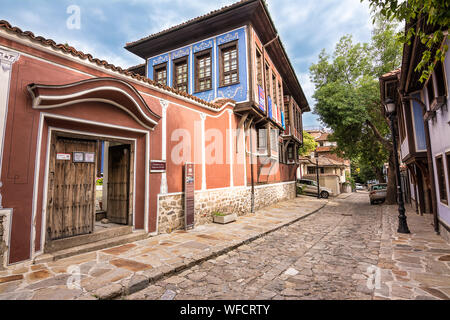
[47,135,97,241]
[107,145,130,225]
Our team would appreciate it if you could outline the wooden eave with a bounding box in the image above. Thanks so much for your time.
[125,0,309,114]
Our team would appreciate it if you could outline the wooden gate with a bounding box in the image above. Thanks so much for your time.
[107,145,130,224]
[47,134,97,241]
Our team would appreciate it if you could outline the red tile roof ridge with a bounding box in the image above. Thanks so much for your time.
[0,19,224,110]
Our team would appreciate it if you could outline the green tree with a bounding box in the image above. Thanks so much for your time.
[310,17,402,204]
[363,0,449,82]
[298,131,318,156]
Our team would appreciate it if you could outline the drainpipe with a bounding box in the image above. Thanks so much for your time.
[401,95,439,234]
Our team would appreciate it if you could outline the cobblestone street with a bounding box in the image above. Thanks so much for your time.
[128,193,450,300]
[1,192,449,300]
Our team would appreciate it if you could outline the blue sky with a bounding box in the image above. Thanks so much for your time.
[1,0,374,127]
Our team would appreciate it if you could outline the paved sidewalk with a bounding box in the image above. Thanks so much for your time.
[0,195,327,300]
[375,204,450,300]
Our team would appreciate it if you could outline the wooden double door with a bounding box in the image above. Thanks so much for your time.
[46,134,130,242]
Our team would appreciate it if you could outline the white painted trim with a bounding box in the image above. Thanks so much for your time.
[0,48,19,182]
[228,109,234,187]
[200,113,207,191]
[31,85,158,127]
[31,112,150,259]
[159,99,168,195]
[243,125,247,187]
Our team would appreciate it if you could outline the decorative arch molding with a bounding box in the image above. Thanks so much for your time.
[27,77,161,130]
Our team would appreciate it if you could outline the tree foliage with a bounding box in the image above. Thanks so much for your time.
[309,16,401,202]
[363,0,450,82]
[298,131,318,156]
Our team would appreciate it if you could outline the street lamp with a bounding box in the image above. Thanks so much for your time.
[384,98,410,234]
[315,151,320,198]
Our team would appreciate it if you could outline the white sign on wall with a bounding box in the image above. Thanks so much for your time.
[56,153,71,161]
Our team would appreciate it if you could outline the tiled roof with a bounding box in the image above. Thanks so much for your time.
[303,155,348,167]
[380,68,401,79]
[316,146,333,152]
[316,133,330,141]
[126,0,253,48]
[0,20,223,110]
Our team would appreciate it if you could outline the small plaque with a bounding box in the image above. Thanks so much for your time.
[150,160,166,173]
[84,152,95,163]
[73,152,84,163]
[56,153,71,161]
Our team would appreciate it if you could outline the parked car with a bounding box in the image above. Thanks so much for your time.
[297,179,333,199]
[369,183,387,204]
[355,183,365,191]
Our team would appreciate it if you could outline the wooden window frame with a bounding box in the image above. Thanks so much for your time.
[256,127,267,153]
[434,61,447,97]
[265,63,271,99]
[436,154,448,205]
[219,40,239,87]
[153,62,167,86]
[277,81,282,112]
[194,49,212,93]
[172,57,189,93]
[256,48,263,87]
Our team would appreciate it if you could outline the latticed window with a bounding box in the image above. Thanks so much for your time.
[220,42,239,86]
[173,58,188,93]
[265,64,270,97]
[195,52,212,92]
[154,64,167,86]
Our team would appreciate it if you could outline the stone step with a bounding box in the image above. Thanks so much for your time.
[35,231,148,264]
[45,225,133,253]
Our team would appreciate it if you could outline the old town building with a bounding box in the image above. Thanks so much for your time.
[380,20,449,241]
[0,0,308,266]
[298,130,351,196]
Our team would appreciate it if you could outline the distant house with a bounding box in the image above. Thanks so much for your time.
[379,19,449,242]
[297,130,351,195]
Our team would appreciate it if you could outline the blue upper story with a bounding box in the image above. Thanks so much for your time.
[147,26,248,103]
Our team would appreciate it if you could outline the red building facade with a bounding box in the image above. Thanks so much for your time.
[0,0,309,266]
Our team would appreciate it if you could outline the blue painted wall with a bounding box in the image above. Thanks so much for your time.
[147,27,248,103]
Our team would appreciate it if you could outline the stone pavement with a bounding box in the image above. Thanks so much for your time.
[0,195,327,300]
[375,204,450,300]
[128,192,450,300]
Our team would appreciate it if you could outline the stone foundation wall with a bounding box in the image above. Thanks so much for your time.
[157,182,295,234]
[0,215,4,270]
[440,221,450,244]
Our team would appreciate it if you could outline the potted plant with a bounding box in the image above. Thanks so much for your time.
[212,211,237,224]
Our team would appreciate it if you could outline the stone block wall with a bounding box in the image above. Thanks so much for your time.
[157,182,295,234]
[0,215,4,270]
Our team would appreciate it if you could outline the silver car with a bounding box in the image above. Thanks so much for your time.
[369,183,387,204]
[297,179,333,199]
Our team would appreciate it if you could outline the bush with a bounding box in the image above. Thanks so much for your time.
[96,178,103,186]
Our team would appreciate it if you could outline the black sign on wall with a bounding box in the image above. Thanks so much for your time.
[184,163,195,230]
